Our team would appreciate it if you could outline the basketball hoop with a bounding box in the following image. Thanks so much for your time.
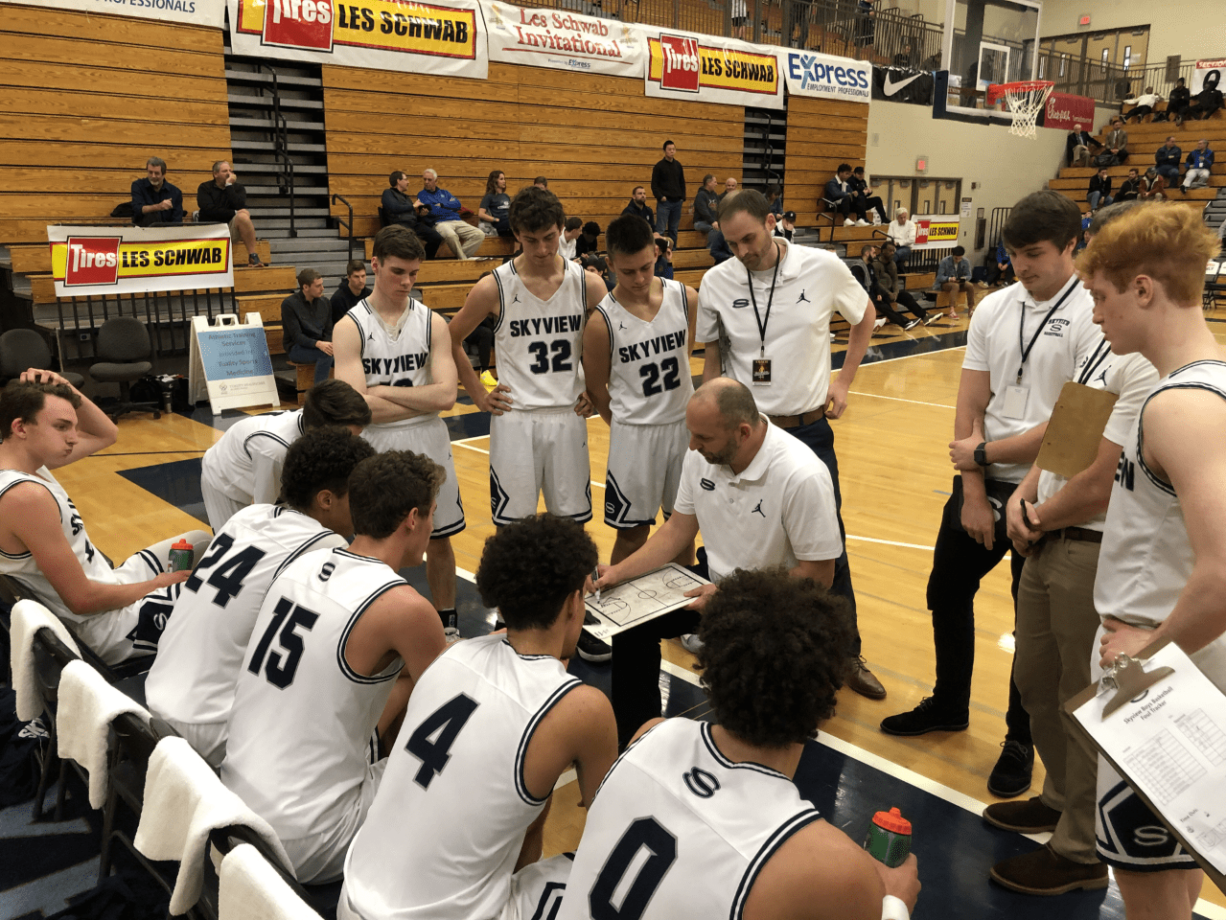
[987,80,1055,140]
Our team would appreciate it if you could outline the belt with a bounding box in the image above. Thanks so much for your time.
[768,409,825,429]
[1051,526,1103,544]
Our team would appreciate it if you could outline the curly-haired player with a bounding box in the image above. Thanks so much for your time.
[559,568,920,920]
[339,514,618,920]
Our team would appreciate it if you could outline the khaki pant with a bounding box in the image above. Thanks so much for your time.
[434,219,485,259]
[1014,533,1102,864]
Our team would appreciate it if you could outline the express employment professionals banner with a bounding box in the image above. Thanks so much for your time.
[1,0,224,28]
[47,224,234,298]
[481,0,644,76]
[1192,58,1225,95]
[782,50,870,103]
[645,28,783,110]
[228,0,487,78]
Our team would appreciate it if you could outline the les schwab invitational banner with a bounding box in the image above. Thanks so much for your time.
[645,28,783,110]
[47,224,235,298]
[228,0,487,78]
[481,0,645,76]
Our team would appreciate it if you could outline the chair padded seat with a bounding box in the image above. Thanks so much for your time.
[63,372,86,388]
[90,361,152,383]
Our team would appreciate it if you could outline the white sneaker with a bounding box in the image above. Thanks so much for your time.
[873,317,887,330]
[905,318,922,331]
[843,218,856,227]
[680,633,704,654]
[855,219,871,227]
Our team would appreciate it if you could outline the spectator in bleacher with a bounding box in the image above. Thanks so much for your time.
[331,259,371,325]
[1164,77,1191,125]
[1101,118,1129,166]
[653,236,674,280]
[281,268,334,386]
[936,245,975,318]
[1155,136,1182,187]
[825,164,869,227]
[720,177,738,202]
[1066,123,1097,168]
[706,189,737,265]
[875,242,935,322]
[651,140,686,246]
[850,167,888,224]
[197,161,263,267]
[576,221,601,259]
[1190,69,1223,121]
[765,185,783,217]
[985,242,1015,288]
[478,169,513,238]
[731,0,747,38]
[1123,86,1161,123]
[1140,166,1167,200]
[1087,167,1114,212]
[1116,168,1141,202]
[774,210,796,241]
[533,176,549,189]
[1182,139,1215,192]
[381,171,443,260]
[559,216,582,261]
[861,244,924,330]
[694,174,719,233]
[621,185,656,227]
[131,156,184,227]
[581,252,614,292]
[886,208,917,264]
[418,168,484,260]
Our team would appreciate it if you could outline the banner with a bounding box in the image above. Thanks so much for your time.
[1039,91,1095,131]
[782,50,870,103]
[1192,58,1225,95]
[228,0,487,79]
[481,0,645,76]
[645,29,783,110]
[913,216,960,249]
[871,66,934,105]
[47,224,234,298]
[1,0,224,29]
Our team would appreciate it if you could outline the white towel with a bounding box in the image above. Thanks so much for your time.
[219,844,322,920]
[10,598,80,722]
[55,658,149,809]
[135,737,292,916]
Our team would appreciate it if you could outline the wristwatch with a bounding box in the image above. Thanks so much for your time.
[974,442,988,467]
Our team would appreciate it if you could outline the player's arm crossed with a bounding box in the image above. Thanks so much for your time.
[449,275,511,415]
[0,485,188,615]
[333,315,406,424]
[581,308,613,426]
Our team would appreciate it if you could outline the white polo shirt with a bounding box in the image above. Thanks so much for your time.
[673,419,843,581]
[1036,344,1158,530]
[963,274,1100,483]
[697,242,867,417]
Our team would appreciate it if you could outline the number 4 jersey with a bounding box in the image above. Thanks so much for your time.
[557,719,822,920]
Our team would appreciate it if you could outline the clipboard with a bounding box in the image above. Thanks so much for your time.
[1034,381,1118,478]
[1067,637,1226,891]
[583,563,710,641]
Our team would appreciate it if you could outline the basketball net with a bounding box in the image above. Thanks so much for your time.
[986,81,1055,140]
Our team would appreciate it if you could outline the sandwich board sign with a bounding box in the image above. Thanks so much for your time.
[188,313,279,415]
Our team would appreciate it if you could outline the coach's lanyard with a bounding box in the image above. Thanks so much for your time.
[746,243,782,358]
[1017,279,1076,384]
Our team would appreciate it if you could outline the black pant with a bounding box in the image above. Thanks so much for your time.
[834,196,867,221]
[872,294,911,327]
[863,195,889,224]
[927,488,1031,743]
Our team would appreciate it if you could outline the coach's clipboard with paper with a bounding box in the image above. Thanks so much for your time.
[1066,639,1226,891]
[583,563,710,641]
[1035,381,1118,478]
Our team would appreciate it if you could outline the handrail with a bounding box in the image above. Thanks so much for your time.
[332,193,354,256]
[253,63,298,239]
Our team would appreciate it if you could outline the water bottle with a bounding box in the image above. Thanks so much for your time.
[864,807,912,868]
[167,539,194,573]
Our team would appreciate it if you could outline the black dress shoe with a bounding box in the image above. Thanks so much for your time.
[988,739,1035,798]
[880,696,969,736]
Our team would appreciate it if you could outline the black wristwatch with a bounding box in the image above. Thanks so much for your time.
[974,441,988,467]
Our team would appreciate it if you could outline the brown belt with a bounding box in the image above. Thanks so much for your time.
[768,409,825,429]
[1051,526,1103,544]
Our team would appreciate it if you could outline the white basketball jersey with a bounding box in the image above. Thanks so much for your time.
[200,410,305,503]
[492,257,587,411]
[342,634,580,920]
[146,504,345,730]
[558,719,821,920]
[347,298,436,431]
[596,280,694,426]
[221,548,405,842]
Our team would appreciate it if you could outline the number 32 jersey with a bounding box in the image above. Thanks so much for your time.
[558,719,821,920]
[221,548,405,843]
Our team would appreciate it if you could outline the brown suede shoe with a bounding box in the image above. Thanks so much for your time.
[983,796,1061,833]
[990,845,1109,895]
[846,658,886,700]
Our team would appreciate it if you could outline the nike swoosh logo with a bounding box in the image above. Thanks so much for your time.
[883,72,922,95]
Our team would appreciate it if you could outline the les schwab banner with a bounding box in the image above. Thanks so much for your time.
[228,0,487,78]
[47,224,234,298]
[482,0,645,77]
[645,29,783,110]
[913,216,959,249]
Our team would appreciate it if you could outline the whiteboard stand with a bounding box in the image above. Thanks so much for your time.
[188,313,280,415]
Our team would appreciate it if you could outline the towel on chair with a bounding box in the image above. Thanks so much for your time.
[56,658,149,809]
[135,737,292,916]
[219,843,322,920]
[10,599,80,722]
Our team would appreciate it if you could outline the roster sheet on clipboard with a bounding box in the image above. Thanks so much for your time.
[583,563,710,641]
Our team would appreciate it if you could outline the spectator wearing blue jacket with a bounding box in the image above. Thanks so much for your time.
[986,242,1014,287]
[1154,136,1182,187]
[936,245,975,318]
[1182,139,1215,192]
[824,164,868,226]
[131,157,184,227]
[418,168,485,259]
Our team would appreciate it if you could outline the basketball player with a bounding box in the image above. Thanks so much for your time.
[583,214,698,566]
[220,451,448,883]
[199,378,371,530]
[697,189,883,700]
[448,187,607,528]
[338,514,619,920]
[0,372,209,664]
[558,568,921,920]
[147,428,374,767]
[1081,204,1225,918]
[334,225,464,639]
